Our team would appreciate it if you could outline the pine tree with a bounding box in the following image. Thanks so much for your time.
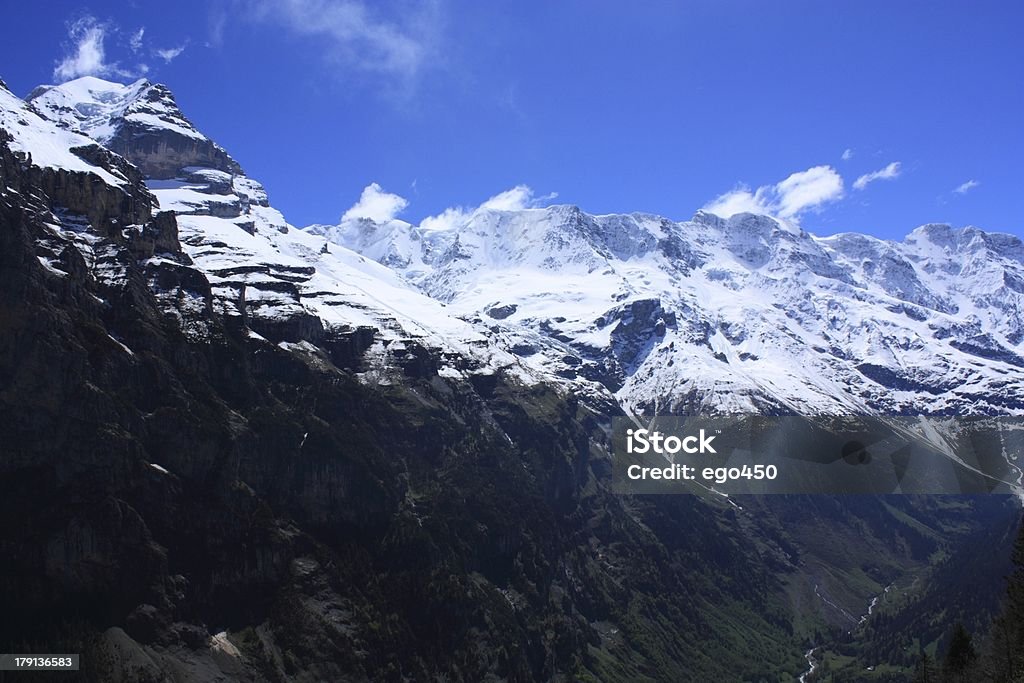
[912,650,933,683]
[990,513,1024,682]
[1009,513,1024,635]
[992,612,1016,682]
[943,622,977,682]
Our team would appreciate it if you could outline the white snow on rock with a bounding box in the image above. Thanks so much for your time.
[314,205,1024,416]
[28,76,203,144]
[20,77,597,395]
[0,80,127,186]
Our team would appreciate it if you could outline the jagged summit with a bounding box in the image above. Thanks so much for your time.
[30,75,241,178]
[28,76,152,141]
[314,199,1024,415]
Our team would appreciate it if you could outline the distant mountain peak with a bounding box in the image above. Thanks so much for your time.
[315,199,1024,415]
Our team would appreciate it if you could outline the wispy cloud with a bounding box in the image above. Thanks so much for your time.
[155,45,186,64]
[52,15,187,82]
[703,165,844,222]
[853,161,902,190]
[775,167,844,218]
[954,179,980,195]
[841,148,854,161]
[421,185,557,231]
[207,8,228,48]
[342,182,409,222]
[249,0,441,92]
[53,16,133,81]
[129,27,145,52]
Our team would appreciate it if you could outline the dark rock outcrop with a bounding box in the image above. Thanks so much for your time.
[102,84,242,180]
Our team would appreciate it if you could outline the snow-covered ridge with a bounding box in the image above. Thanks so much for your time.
[6,76,594,397]
[313,201,1024,416]
[29,76,205,145]
[0,79,129,186]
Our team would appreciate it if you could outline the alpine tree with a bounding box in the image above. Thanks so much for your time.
[989,514,1024,682]
[943,622,976,681]
[912,650,933,683]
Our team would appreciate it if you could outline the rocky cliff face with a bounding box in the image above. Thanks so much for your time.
[27,77,610,412]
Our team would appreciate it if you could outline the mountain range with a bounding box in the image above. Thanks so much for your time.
[2,74,1022,682]
[23,76,1024,419]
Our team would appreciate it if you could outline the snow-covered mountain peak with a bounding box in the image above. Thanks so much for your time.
[308,217,422,271]
[0,76,133,188]
[27,76,150,141]
[906,222,1024,262]
[30,76,240,179]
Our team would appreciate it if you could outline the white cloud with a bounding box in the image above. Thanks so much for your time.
[250,0,440,88]
[853,161,902,190]
[53,17,130,81]
[702,186,770,219]
[129,27,145,52]
[703,165,844,221]
[341,182,409,222]
[479,185,536,211]
[52,16,169,82]
[774,166,845,218]
[954,179,980,195]
[155,45,186,63]
[420,185,556,231]
[419,206,467,232]
[841,148,854,161]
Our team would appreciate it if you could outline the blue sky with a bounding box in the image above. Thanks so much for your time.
[1,1,1021,238]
